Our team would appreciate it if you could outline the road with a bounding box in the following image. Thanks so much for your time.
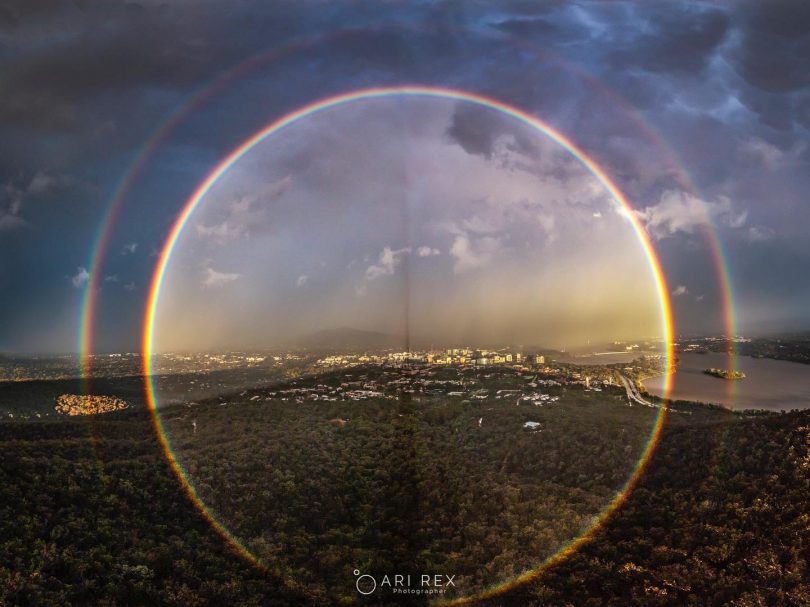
[619,374,654,407]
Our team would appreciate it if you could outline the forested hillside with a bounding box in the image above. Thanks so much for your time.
[1,391,808,606]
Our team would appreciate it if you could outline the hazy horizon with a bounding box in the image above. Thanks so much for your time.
[9,325,810,358]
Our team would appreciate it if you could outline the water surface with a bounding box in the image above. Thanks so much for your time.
[644,352,810,411]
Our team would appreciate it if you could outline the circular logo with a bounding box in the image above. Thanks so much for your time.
[354,570,376,595]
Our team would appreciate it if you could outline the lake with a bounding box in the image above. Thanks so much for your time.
[643,352,810,411]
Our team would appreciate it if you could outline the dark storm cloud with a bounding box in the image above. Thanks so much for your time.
[733,0,810,93]
[606,4,731,76]
[0,0,373,134]
[1,0,809,351]
[0,4,16,31]
[446,104,506,159]
[796,92,810,133]
[0,1,240,130]
[719,0,810,133]
[491,16,556,37]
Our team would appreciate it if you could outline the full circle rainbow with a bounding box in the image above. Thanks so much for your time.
[142,85,675,603]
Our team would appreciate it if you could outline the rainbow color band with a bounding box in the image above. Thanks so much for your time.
[78,37,737,391]
[142,85,675,602]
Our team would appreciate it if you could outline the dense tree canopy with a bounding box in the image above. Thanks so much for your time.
[1,374,808,606]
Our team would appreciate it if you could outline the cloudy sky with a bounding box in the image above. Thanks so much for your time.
[154,98,661,351]
[1,0,808,352]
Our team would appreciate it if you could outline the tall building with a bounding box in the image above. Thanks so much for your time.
[529,354,545,365]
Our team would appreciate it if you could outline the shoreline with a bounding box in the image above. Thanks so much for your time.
[636,366,674,395]
[640,353,810,413]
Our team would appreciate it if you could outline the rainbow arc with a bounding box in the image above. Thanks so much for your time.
[140,86,676,603]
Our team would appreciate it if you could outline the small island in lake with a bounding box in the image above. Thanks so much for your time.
[703,368,747,380]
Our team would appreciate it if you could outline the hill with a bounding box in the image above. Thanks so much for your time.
[0,372,808,605]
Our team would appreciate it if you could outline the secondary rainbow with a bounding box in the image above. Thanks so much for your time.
[78,44,739,391]
[77,37,316,385]
[142,85,676,601]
